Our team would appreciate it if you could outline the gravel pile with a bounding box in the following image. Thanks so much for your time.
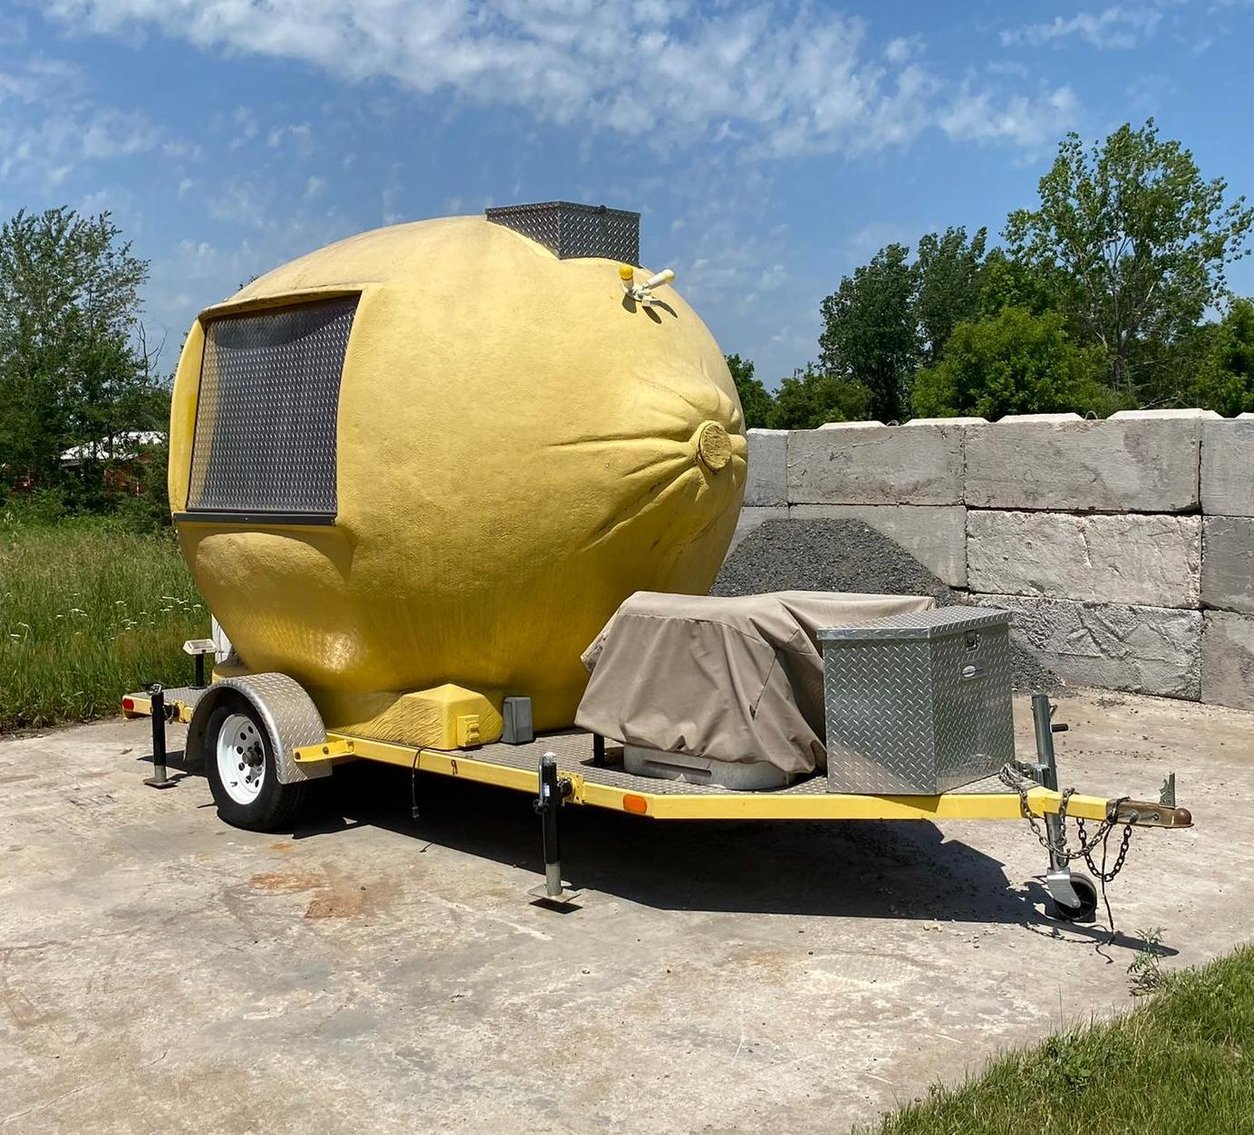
[712,517,1061,691]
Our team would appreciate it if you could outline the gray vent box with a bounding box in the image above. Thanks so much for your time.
[819,607,1016,795]
[485,201,640,265]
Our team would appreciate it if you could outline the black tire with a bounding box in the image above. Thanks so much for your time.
[202,694,309,831]
[1052,874,1099,923]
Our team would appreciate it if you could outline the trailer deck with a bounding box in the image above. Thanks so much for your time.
[123,685,1180,827]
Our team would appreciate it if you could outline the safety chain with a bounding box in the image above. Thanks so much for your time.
[997,764,1129,865]
[1078,815,1135,884]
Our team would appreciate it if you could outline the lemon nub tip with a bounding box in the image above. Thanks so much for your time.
[697,421,733,472]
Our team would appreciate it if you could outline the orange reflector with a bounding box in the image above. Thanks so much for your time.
[121,697,135,712]
[623,794,649,815]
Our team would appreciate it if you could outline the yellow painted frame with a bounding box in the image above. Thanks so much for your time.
[122,696,1154,824]
[288,731,1115,823]
[122,693,196,725]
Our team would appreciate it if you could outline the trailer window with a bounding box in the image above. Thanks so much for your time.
[187,295,358,520]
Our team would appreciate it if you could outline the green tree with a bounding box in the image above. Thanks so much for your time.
[819,243,917,422]
[1005,119,1254,400]
[976,247,1058,318]
[911,307,1116,421]
[0,207,159,496]
[914,226,988,364]
[724,353,774,429]
[1192,298,1254,416]
[768,365,872,429]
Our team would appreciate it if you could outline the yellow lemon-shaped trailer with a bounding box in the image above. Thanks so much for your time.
[168,203,746,746]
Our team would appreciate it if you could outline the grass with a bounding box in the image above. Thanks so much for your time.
[0,514,207,731]
[859,943,1254,1135]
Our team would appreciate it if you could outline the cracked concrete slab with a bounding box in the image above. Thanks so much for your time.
[1,695,1249,1134]
[968,511,1201,608]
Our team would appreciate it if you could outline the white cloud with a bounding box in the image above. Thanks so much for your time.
[884,35,923,64]
[267,122,313,155]
[0,54,82,103]
[0,49,176,188]
[940,83,1080,151]
[206,176,269,226]
[303,174,326,200]
[1001,6,1162,49]
[81,107,160,158]
[40,0,1079,159]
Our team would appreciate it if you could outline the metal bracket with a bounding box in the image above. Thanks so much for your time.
[1159,772,1177,807]
[1045,868,1080,909]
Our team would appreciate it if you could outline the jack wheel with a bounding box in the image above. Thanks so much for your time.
[202,694,308,831]
[1052,874,1099,923]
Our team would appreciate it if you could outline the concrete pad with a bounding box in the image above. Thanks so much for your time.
[790,504,967,587]
[1202,610,1254,710]
[1202,516,1254,614]
[788,424,964,506]
[744,430,788,507]
[726,506,786,555]
[965,418,1204,513]
[968,511,1201,608]
[971,594,1201,699]
[1201,417,1254,517]
[1,703,1248,1132]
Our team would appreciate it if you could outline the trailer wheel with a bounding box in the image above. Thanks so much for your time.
[1051,874,1099,923]
[203,695,308,831]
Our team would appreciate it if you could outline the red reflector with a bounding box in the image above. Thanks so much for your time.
[623,794,648,815]
[121,697,135,712]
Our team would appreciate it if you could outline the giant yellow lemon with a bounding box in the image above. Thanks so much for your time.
[168,212,745,739]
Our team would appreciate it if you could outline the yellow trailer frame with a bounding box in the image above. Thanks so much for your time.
[121,688,1188,830]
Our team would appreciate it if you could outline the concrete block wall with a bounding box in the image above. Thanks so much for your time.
[738,410,1254,709]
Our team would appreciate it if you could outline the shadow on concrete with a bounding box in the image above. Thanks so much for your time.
[133,747,1175,952]
[285,761,1066,930]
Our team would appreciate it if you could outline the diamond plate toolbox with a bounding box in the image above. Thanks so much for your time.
[819,607,1016,795]
[485,202,640,264]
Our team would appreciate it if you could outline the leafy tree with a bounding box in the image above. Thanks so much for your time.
[1004,119,1254,399]
[768,365,872,429]
[911,307,1116,421]
[818,243,917,422]
[724,352,774,429]
[0,207,162,499]
[1192,298,1254,416]
[976,248,1058,318]
[914,226,988,364]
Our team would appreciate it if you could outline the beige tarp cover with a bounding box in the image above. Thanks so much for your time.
[575,591,937,775]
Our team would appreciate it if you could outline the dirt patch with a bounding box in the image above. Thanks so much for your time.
[248,868,397,919]
[250,871,325,894]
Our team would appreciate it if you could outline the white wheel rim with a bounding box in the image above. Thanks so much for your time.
[217,713,266,805]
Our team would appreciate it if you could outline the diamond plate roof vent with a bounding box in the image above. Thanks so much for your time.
[485,201,640,265]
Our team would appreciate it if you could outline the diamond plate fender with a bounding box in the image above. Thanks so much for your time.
[187,673,330,785]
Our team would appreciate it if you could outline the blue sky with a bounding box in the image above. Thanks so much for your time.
[3,1,1253,386]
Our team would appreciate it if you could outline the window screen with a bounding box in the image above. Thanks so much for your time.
[187,296,358,518]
